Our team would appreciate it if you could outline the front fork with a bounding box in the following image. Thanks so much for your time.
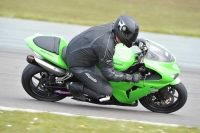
[153,77,181,102]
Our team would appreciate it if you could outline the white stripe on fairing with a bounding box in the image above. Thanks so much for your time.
[0,106,180,127]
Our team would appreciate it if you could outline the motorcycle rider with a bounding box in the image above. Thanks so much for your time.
[63,15,147,102]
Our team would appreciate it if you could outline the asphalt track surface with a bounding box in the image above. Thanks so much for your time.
[0,17,200,127]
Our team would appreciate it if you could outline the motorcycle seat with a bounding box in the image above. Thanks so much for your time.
[33,36,61,55]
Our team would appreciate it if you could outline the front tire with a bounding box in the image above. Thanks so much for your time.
[21,64,66,102]
[139,82,187,113]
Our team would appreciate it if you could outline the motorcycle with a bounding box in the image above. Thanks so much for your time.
[21,34,187,113]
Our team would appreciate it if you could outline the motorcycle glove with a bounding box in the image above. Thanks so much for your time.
[125,72,142,83]
[133,38,148,51]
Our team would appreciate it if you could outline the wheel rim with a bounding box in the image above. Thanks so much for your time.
[29,72,60,99]
[143,86,182,111]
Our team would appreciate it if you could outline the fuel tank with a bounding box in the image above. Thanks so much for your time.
[113,43,137,71]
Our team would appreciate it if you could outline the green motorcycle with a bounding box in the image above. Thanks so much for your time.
[21,34,187,113]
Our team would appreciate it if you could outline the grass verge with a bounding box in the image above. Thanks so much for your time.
[0,0,200,37]
[0,110,199,133]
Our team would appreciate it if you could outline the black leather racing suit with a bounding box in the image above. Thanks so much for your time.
[63,23,129,100]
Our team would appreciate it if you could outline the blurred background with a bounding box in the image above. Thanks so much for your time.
[0,0,200,37]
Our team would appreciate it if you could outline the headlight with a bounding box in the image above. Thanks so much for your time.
[170,73,179,79]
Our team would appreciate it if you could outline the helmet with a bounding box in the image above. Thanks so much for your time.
[113,15,139,48]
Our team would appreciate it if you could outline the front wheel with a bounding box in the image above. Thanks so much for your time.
[21,64,67,102]
[139,82,187,113]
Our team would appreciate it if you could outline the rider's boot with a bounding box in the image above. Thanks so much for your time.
[83,87,111,102]
[66,82,86,101]
[66,82,111,102]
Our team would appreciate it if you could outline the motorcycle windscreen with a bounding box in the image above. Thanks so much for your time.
[145,42,175,62]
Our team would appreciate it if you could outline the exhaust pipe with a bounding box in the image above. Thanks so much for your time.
[27,55,65,76]
[27,55,39,66]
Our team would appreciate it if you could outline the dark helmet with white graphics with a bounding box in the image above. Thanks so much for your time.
[113,15,139,48]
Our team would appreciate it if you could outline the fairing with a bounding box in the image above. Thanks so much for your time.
[111,40,181,104]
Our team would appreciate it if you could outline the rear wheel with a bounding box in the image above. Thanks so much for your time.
[139,82,187,113]
[21,64,67,102]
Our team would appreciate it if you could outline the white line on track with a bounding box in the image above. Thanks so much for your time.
[0,106,180,127]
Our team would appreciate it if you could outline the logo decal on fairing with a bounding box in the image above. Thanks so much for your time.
[85,73,97,82]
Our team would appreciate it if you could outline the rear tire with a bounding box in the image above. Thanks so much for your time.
[139,82,187,113]
[21,64,66,102]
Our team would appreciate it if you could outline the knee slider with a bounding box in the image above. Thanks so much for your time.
[104,85,113,96]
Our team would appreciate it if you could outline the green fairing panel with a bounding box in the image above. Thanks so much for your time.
[25,34,69,70]
[110,40,181,104]
[110,80,169,104]
[143,40,180,84]
[113,43,137,71]
[144,60,180,83]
